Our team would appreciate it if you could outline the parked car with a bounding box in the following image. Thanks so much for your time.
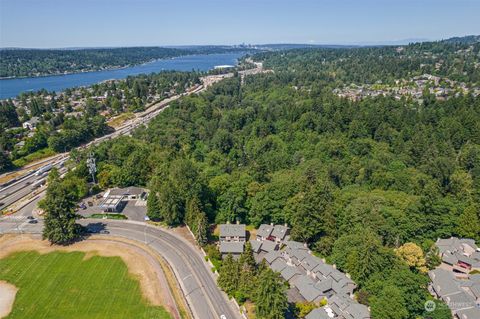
[99,230,110,234]
[79,203,87,210]
[87,201,93,207]
[28,219,38,224]
[27,216,34,220]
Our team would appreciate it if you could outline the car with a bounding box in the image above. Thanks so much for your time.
[99,230,110,234]
[87,201,93,207]
[79,203,87,210]
[0,202,4,207]
[28,219,38,224]
[27,216,34,220]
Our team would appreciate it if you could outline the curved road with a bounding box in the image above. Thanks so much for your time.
[0,218,240,319]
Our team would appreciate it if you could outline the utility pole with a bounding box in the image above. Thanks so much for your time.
[87,152,97,184]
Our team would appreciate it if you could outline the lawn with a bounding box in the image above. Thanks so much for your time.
[0,251,171,319]
[90,213,128,220]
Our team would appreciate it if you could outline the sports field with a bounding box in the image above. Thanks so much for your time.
[0,251,172,319]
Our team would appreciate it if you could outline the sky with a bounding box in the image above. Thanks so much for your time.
[1,0,479,48]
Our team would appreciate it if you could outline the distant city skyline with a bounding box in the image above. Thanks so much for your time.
[1,0,479,48]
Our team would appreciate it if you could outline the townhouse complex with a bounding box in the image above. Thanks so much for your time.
[428,237,480,319]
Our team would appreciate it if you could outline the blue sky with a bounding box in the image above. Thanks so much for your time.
[1,0,479,48]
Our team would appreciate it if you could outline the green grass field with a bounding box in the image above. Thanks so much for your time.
[0,251,171,319]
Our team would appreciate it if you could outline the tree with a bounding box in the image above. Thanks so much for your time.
[217,254,239,296]
[157,179,183,225]
[254,268,288,319]
[0,151,13,173]
[331,228,394,284]
[425,244,442,270]
[422,299,452,319]
[146,192,161,221]
[287,180,334,243]
[294,302,317,318]
[457,204,480,240]
[395,242,428,273]
[194,211,208,246]
[236,242,258,301]
[239,242,256,272]
[42,175,82,245]
[370,285,408,319]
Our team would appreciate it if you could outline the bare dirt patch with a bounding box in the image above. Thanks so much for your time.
[0,234,182,319]
[0,281,17,319]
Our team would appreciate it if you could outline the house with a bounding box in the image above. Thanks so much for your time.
[428,267,480,318]
[22,117,40,130]
[219,242,245,257]
[256,223,291,242]
[219,222,246,242]
[15,140,25,148]
[218,222,246,258]
[256,224,274,241]
[254,230,368,318]
[435,237,480,277]
[327,295,370,319]
[271,224,290,242]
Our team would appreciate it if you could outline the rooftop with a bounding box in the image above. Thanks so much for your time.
[219,242,245,254]
[219,223,246,238]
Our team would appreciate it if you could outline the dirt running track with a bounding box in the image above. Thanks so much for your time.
[0,234,185,319]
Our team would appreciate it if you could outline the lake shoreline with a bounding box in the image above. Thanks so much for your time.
[0,52,246,99]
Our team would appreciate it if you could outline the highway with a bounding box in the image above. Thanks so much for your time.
[0,66,264,319]
[0,83,205,212]
[0,218,241,319]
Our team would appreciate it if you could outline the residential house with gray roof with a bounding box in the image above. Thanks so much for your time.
[429,262,480,318]
[255,230,368,318]
[435,237,480,278]
[218,222,246,258]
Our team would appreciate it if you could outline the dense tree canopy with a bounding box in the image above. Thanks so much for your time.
[64,37,480,318]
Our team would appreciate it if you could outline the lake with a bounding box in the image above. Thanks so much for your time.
[0,52,245,99]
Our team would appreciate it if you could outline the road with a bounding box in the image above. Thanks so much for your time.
[0,83,205,212]
[0,218,240,319]
[0,65,265,318]
[0,66,264,212]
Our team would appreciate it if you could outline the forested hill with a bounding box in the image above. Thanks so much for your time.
[0,46,244,78]
[59,38,479,318]
[254,36,480,85]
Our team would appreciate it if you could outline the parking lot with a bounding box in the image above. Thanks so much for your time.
[77,194,147,222]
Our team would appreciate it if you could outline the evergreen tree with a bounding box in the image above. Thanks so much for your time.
[217,254,239,296]
[195,211,208,246]
[254,268,288,319]
[239,242,256,272]
[457,204,480,240]
[42,173,82,245]
[146,192,161,221]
